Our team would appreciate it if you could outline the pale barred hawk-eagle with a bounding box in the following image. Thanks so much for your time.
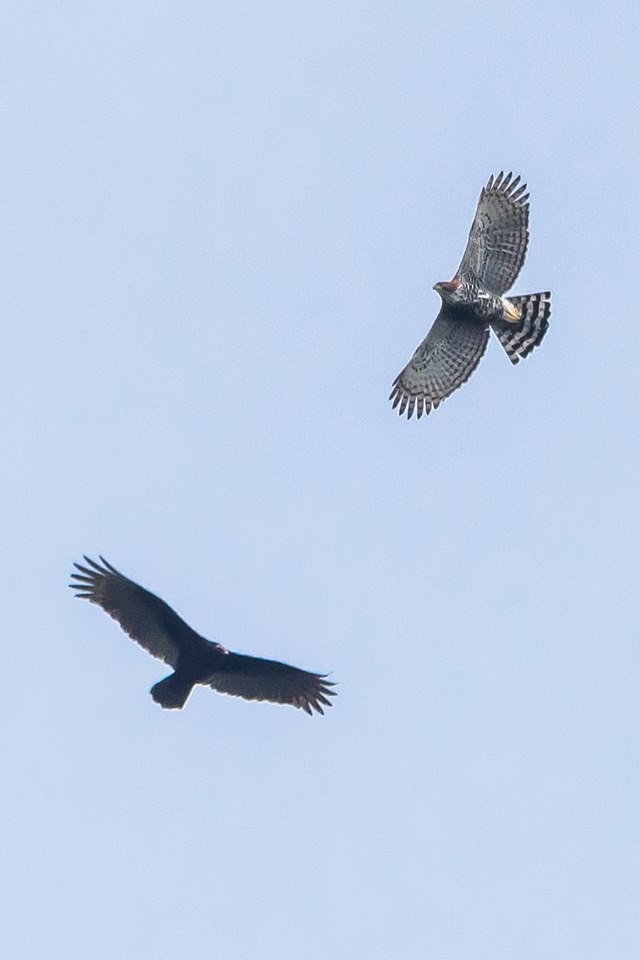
[390,172,551,419]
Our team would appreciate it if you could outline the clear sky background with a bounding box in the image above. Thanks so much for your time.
[2,1,639,958]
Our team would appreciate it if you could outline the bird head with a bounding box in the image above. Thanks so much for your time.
[433,278,462,303]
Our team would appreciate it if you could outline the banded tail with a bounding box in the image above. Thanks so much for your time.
[493,292,551,365]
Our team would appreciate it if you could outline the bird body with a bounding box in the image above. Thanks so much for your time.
[70,556,335,715]
[435,278,523,324]
[390,172,551,419]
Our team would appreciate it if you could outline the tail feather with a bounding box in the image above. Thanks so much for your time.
[150,672,195,709]
[493,292,551,365]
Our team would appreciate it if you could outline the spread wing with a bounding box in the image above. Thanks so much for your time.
[390,307,490,418]
[69,556,205,667]
[208,654,336,716]
[457,172,530,295]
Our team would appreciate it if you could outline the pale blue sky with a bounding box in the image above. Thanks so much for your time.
[2,1,639,958]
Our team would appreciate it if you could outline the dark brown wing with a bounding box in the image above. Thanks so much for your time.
[390,306,490,418]
[69,556,206,667]
[457,172,530,295]
[208,653,336,715]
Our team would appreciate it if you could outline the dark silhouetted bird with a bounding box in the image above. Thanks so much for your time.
[70,556,335,715]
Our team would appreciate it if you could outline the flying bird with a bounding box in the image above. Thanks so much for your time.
[390,172,551,418]
[70,556,335,715]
